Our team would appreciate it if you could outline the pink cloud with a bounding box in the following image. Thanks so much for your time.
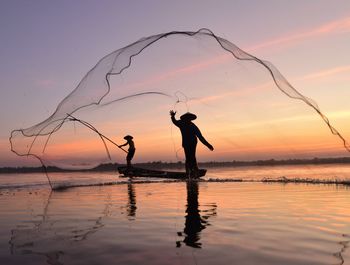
[191,62,350,105]
[246,16,350,52]
[300,65,350,80]
[106,16,350,106]
[111,54,230,93]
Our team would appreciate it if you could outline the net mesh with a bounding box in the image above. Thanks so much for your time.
[9,29,350,187]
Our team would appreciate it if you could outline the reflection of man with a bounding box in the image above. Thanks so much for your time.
[170,110,214,177]
[127,182,137,219]
[176,181,217,248]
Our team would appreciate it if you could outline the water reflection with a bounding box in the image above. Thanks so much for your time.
[6,182,350,264]
[334,234,350,265]
[9,190,111,265]
[177,180,217,248]
[126,182,137,219]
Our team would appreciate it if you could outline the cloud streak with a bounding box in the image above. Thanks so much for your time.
[194,62,350,105]
[113,16,350,99]
[301,65,350,80]
[246,16,350,52]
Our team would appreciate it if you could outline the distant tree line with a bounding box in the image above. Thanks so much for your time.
[1,157,350,174]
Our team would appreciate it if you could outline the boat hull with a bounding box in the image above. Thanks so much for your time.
[117,166,206,179]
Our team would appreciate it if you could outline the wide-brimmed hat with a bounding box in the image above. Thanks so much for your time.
[124,135,133,140]
[180,112,197,121]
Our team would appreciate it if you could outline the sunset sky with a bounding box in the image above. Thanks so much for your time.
[1,0,350,167]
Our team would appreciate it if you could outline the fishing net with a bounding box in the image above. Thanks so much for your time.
[9,29,350,186]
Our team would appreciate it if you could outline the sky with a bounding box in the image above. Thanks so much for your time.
[1,0,350,167]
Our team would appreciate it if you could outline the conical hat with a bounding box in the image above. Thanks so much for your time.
[180,112,197,121]
[124,135,133,140]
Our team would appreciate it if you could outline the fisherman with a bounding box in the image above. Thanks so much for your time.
[119,135,136,167]
[170,110,214,177]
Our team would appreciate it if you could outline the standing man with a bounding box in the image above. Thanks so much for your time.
[170,110,214,177]
[119,135,136,167]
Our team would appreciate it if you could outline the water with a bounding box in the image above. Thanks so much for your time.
[1,165,350,264]
[1,164,350,190]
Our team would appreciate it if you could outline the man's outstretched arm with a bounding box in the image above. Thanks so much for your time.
[195,127,214,151]
[119,142,128,147]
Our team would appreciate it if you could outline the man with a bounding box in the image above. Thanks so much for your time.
[119,135,135,167]
[170,110,214,177]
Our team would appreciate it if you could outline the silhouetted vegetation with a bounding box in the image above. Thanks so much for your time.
[1,157,350,174]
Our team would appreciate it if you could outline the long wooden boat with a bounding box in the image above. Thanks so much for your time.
[118,166,206,179]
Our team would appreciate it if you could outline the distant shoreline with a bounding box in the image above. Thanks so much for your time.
[1,157,350,174]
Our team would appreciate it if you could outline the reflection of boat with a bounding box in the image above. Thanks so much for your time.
[118,166,206,179]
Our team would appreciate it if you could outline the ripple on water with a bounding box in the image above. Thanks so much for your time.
[0,179,350,265]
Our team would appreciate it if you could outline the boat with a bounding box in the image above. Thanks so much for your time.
[117,166,206,179]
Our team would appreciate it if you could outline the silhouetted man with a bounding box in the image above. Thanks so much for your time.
[119,135,135,167]
[170,110,214,177]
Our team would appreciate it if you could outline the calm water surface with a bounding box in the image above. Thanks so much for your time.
[1,165,350,265]
[1,164,350,189]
